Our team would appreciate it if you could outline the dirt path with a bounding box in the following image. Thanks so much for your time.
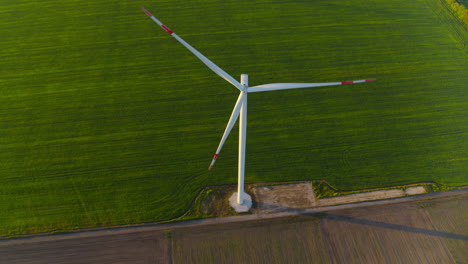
[1,189,466,247]
[317,189,406,206]
[1,190,466,264]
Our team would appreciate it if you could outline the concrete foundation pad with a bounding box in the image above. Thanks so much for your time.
[229,192,252,213]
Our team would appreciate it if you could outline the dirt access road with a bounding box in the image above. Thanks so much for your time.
[0,189,466,263]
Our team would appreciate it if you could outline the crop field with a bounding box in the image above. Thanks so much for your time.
[321,202,452,263]
[167,218,332,263]
[171,196,466,264]
[172,217,330,263]
[0,230,171,264]
[0,0,467,235]
[422,195,468,263]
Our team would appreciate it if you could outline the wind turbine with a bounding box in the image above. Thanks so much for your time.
[142,8,376,210]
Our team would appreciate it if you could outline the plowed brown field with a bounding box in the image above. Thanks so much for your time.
[1,194,465,264]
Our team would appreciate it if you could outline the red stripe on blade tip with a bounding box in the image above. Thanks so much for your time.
[341,81,354,84]
[161,25,173,34]
[141,8,153,17]
[213,154,219,160]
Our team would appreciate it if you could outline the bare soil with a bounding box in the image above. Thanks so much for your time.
[171,194,465,263]
[320,201,454,263]
[252,182,410,210]
[252,182,316,213]
[422,195,468,264]
[1,190,465,264]
[0,231,170,264]
[405,186,426,195]
[172,217,331,264]
[317,189,405,206]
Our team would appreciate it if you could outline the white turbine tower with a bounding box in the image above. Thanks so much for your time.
[142,8,376,211]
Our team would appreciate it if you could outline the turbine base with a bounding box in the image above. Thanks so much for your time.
[229,192,252,213]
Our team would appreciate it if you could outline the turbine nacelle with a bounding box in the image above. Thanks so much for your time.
[241,74,249,90]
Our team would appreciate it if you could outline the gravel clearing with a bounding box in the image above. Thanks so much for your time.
[317,189,405,206]
[252,183,316,213]
[405,186,426,195]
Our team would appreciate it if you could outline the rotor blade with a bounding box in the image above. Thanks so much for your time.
[248,79,376,93]
[209,92,246,170]
[141,7,243,91]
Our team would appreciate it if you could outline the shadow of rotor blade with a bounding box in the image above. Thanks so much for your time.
[322,213,468,241]
[255,202,468,241]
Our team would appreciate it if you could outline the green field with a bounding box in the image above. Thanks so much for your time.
[1,0,467,236]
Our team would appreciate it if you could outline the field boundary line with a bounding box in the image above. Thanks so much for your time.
[178,180,467,220]
[425,0,468,51]
[420,205,456,262]
[0,189,466,246]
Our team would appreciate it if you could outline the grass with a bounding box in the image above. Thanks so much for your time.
[445,0,468,27]
[178,185,239,220]
[0,0,467,236]
[311,181,460,198]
